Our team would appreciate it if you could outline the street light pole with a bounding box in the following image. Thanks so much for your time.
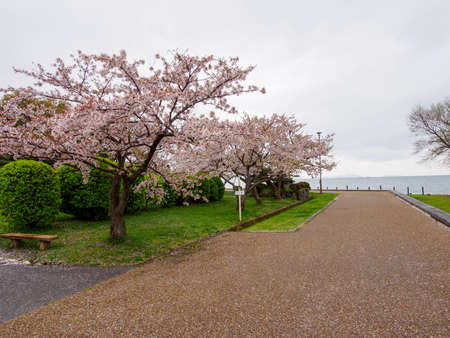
[317,131,322,194]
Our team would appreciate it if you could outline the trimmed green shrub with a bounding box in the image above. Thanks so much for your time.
[58,166,110,220]
[283,177,294,185]
[125,178,148,214]
[59,166,149,219]
[212,176,225,200]
[209,178,220,201]
[0,155,13,168]
[298,181,311,190]
[163,180,182,207]
[290,181,311,191]
[185,176,225,204]
[139,175,225,208]
[288,181,311,201]
[0,160,61,229]
[182,181,200,205]
[151,175,225,207]
[199,178,211,202]
[145,178,181,209]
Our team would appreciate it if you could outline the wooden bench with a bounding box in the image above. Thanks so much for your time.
[0,233,58,250]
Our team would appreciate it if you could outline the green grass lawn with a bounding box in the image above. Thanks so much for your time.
[243,192,339,231]
[0,192,297,266]
[410,194,450,213]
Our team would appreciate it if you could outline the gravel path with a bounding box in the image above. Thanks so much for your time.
[0,192,449,336]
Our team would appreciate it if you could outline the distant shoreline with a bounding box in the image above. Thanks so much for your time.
[298,174,450,180]
[296,175,450,195]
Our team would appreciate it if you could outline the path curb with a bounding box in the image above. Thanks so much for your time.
[143,198,313,263]
[391,190,450,227]
[227,197,312,232]
[244,194,340,233]
[300,195,340,228]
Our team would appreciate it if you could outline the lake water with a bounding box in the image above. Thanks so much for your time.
[297,175,450,195]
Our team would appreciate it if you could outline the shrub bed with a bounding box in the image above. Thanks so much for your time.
[58,167,225,220]
[0,160,61,229]
[58,166,111,220]
[58,166,147,220]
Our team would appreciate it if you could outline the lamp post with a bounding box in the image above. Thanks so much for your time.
[317,131,322,194]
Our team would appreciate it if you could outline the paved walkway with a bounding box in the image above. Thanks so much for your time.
[1,192,449,336]
[0,265,131,323]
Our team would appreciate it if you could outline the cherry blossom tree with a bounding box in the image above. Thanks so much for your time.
[178,113,335,210]
[301,132,336,178]
[0,50,263,239]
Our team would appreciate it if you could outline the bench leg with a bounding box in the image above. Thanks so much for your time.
[39,241,51,250]
[10,239,21,249]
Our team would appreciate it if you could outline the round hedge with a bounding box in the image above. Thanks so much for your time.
[125,177,148,214]
[209,178,220,201]
[297,181,311,190]
[154,176,225,207]
[199,178,211,202]
[212,176,225,200]
[58,166,110,220]
[58,166,148,220]
[290,181,311,191]
[154,180,181,208]
[0,160,61,229]
[184,176,225,204]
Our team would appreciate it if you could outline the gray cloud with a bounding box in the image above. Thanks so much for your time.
[1,0,449,177]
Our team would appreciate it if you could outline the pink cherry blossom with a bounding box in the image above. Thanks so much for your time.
[173,114,336,210]
[0,50,263,239]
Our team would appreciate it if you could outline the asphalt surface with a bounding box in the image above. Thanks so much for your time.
[0,265,131,323]
[0,192,449,336]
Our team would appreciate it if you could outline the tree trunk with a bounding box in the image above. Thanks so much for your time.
[110,209,127,239]
[268,181,282,200]
[251,187,262,205]
[109,175,131,240]
[276,180,283,199]
[279,176,287,198]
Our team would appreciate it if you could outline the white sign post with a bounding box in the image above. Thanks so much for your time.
[235,176,243,222]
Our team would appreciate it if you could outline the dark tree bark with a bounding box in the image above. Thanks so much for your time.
[108,135,164,240]
[251,187,262,205]
[279,175,290,198]
[109,175,132,240]
[268,180,281,200]
[277,180,283,198]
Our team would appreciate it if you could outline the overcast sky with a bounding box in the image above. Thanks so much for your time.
[1,0,449,177]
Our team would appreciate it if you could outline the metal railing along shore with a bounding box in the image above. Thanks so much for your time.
[315,185,431,195]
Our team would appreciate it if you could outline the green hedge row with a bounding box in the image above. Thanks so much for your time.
[0,160,226,228]
[155,175,225,208]
[58,168,224,220]
[57,166,147,220]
